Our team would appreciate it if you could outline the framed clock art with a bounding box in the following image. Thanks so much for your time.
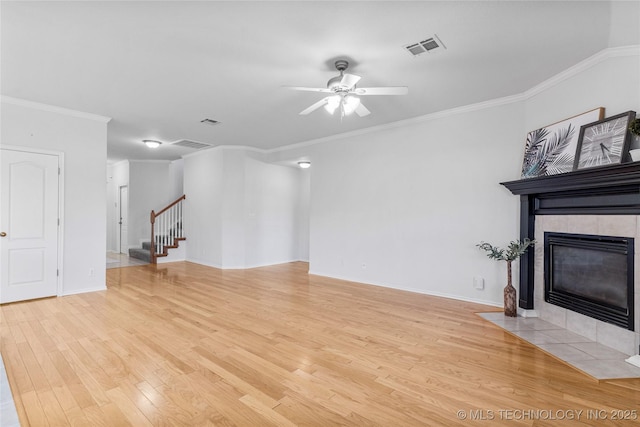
[573,111,636,170]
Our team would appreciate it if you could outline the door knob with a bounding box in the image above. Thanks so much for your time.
[0,232,6,237]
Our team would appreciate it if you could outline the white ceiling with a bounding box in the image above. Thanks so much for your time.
[1,1,634,163]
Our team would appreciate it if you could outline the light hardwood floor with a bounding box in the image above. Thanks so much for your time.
[2,261,640,426]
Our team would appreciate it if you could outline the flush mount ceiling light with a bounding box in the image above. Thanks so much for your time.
[143,139,162,148]
[298,161,311,169]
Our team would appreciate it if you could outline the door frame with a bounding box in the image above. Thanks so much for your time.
[1,145,65,297]
[118,185,128,254]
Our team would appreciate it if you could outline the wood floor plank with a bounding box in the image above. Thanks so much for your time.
[38,389,70,426]
[136,379,207,425]
[2,261,640,426]
[105,385,155,427]
[98,402,134,426]
[2,340,34,395]
[50,350,99,409]
[20,390,48,426]
[16,342,50,392]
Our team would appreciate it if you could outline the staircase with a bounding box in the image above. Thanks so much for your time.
[128,195,186,264]
[129,242,153,263]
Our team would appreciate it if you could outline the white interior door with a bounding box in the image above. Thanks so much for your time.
[1,149,59,303]
[119,185,128,254]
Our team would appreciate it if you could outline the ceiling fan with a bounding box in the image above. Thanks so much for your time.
[285,60,408,118]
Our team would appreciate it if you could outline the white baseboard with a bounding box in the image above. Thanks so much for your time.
[184,257,302,270]
[308,269,503,308]
[625,355,640,368]
[61,285,107,296]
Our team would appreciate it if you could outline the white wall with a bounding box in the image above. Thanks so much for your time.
[244,157,300,267]
[220,150,247,267]
[168,159,184,200]
[184,148,224,266]
[268,46,640,307]
[270,102,523,306]
[128,160,174,248]
[297,169,310,262]
[1,98,109,296]
[107,160,130,253]
[184,147,302,269]
[106,164,116,252]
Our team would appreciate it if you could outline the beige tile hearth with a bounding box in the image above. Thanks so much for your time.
[478,312,640,380]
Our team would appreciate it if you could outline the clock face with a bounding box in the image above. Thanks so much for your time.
[575,115,630,169]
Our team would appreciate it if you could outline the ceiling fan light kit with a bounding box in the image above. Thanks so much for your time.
[286,59,408,118]
[343,96,361,115]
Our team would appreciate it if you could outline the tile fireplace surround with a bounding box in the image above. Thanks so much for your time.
[533,215,640,357]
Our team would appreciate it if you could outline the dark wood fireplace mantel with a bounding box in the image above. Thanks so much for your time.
[501,162,640,310]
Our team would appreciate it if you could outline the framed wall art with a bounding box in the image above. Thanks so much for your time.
[520,107,604,179]
[573,111,636,170]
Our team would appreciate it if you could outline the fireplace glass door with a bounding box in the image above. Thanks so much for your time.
[544,232,634,330]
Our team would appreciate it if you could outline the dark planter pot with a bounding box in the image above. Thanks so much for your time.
[504,260,517,317]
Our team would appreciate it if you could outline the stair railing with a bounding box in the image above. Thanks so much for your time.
[150,195,185,264]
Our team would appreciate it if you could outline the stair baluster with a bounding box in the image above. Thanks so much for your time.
[149,195,186,264]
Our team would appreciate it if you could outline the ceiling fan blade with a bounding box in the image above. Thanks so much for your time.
[283,86,332,93]
[355,102,371,117]
[340,73,361,89]
[354,87,409,96]
[299,97,329,115]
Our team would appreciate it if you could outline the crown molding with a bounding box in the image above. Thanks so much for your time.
[181,144,266,160]
[128,159,172,164]
[268,93,526,154]
[270,45,640,154]
[1,95,112,123]
[524,44,640,99]
[108,159,130,167]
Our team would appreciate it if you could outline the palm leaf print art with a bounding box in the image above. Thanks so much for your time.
[521,128,549,178]
[519,108,605,179]
[544,124,576,174]
[521,125,575,177]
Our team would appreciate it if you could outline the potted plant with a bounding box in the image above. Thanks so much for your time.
[477,238,535,317]
[630,118,640,137]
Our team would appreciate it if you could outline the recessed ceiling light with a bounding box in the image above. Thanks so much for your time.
[143,139,162,148]
[298,161,311,169]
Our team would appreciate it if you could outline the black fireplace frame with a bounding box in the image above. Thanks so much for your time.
[544,232,634,330]
[501,162,640,312]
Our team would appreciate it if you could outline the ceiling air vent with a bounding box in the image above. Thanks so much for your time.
[404,34,446,57]
[170,139,213,150]
[200,118,220,126]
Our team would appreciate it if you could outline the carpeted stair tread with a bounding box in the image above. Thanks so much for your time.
[128,247,151,263]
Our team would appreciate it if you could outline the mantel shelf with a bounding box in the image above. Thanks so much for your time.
[501,162,640,196]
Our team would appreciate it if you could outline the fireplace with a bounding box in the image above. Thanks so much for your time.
[501,163,640,355]
[544,232,634,331]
